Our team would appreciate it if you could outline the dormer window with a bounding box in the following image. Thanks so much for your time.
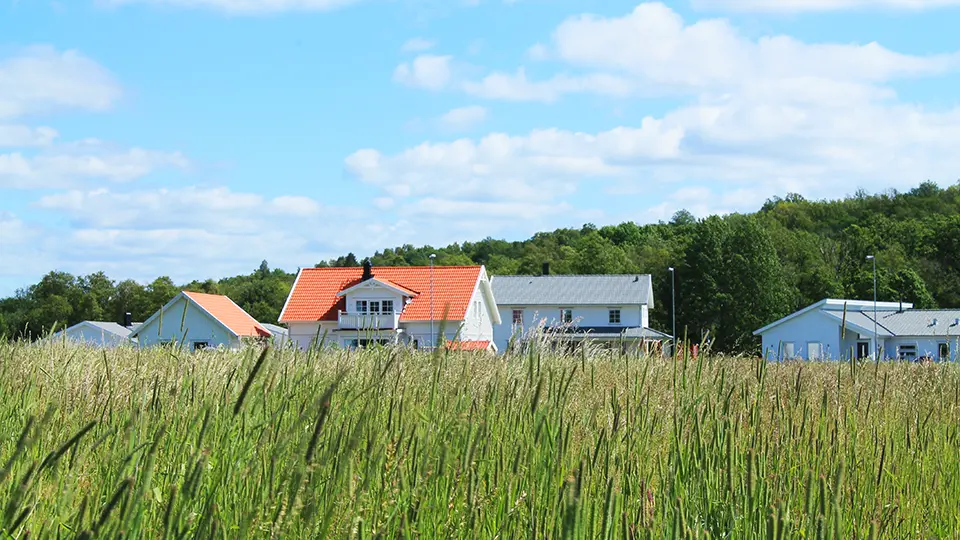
[356,300,368,313]
[382,300,394,314]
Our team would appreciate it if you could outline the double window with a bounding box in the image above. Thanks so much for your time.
[898,344,917,361]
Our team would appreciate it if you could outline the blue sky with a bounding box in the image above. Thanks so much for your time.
[1,0,960,296]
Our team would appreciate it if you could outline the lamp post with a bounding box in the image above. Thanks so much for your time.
[866,255,877,360]
[668,267,676,358]
[429,253,436,349]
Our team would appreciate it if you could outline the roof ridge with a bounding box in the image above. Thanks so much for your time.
[493,273,652,277]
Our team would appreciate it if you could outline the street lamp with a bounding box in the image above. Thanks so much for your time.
[430,253,436,349]
[866,255,877,360]
[668,267,676,358]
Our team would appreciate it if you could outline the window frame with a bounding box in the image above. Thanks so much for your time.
[898,343,918,361]
[355,300,368,313]
[560,308,573,324]
[806,341,822,360]
[783,342,796,360]
[193,341,209,351]
[939,342,950,361]
[512,309,524,326]
[608,309,622,325]
[381,299,394,314]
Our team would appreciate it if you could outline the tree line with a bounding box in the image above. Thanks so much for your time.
[3,181,959,354]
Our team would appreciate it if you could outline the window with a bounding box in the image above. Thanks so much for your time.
[512,309,524,325]
[609,309,621,325]
[856,341,869,360]
[898,344,917,361]
[369,301,381,314]
[382,300,394,314]
[939,342,950,361]
[475,301,482,318]
[783,342,796,360]
[193,341,209,351]
[560,309,573,324]
[807,342,822,360]
[355,300,368,313]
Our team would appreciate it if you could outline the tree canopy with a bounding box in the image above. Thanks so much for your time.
[4,182,960,355]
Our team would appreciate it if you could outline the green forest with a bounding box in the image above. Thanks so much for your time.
[3,181,959,354]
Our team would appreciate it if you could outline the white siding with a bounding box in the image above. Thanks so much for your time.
[287,321,339,350]
[760,310,843,361]
[460,282,494,342]
[137,296,238,349]
[492,304,646,353]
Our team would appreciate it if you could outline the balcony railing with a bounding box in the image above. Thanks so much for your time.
[338,310,401,330]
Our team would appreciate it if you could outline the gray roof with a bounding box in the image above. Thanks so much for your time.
[873,310,960,337]
[492,274,653,308]
[72,321,133,338]
[823,309,960,337]
[822,311,893,337]
[260,323,288,337]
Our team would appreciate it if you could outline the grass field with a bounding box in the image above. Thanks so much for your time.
[2,340,960,538]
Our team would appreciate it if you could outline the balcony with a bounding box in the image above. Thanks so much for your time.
[338,310,401,330]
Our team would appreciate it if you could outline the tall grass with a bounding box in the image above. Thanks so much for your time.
[1,339,959,537]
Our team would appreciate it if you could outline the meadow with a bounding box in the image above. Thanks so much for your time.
[1,339,959,538]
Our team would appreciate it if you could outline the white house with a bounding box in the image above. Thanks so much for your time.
[490,267,671,353]
[51,321,136,348]
[131,291,272,350]
[279,262,500,351]
[754,298,960,361]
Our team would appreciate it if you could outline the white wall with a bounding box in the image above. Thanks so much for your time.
[137,296,238,350]
[58,324,131,348]
[288,321,338,350]
[761,310,844,360]
[493,304,646,353]
[460,283,494,342]
[344,288,404,313]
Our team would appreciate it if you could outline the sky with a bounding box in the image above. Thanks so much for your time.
[1,0,960,296]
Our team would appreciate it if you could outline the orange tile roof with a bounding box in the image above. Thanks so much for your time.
[183,291,271,337]
[446,340,492,351]
[280,266,482,323]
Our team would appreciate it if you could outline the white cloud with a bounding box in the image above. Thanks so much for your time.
[393,55,453,90]
[346,118,685,201]
[545,3,956,89]
[438,105,488,130]
[693,0,960,12]
[0,125,58,147]
[359,1,960,225]
[0,46,121,119]
[401,37,435,53]
[11,185,471,290]
[462,69,633,102]
[0,142,189,189]
[101,0,362,14]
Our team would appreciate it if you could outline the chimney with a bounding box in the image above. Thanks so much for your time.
[362,260,373,281]
[124,312,133,328]
[542,262,550,276]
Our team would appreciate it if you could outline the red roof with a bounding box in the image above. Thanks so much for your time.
[183,291,271,337]
[446,340,492,351]
[280,266,482,323]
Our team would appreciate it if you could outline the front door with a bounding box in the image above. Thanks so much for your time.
[857,341,870,360]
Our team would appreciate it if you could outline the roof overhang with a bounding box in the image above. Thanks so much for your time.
[336,278,419,298]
